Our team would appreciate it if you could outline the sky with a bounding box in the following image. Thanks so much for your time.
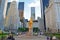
[8,0,41,20]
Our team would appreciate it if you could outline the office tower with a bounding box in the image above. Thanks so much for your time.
[45,0,60,33]
[37,17,44,32]
[0,0,1,3]
[23,17,26,27]
[4,2,11,29]
[0,0,2,9]
[2,0,8,19]
[31,7,35,20]
[0,0,2,29]
[41,0,49,16]
[6,2,11,16]
[0,0,8,30]
[5,1,20,32]
[18,2,24,22]
[40,0,43,19]
[40,0,49,31]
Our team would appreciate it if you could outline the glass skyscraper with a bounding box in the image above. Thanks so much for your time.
[0,0,2,10]
[18,2,24,10]
[40,0,49,31]
[0,0,2,8]
[31,7,35,20]
[0,0,5,30]
[0,0,8,30]
[18,2,24,21]
[6,2,11,16]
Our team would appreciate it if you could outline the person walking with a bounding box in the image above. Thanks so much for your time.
[47,36,50,40]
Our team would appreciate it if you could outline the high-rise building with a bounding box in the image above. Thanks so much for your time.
[0,0,2,29]
[4,2,11,29]
[31,7,35,20]
[18,2,24,21]
[0,0,2,9]
[0,0,8,30]
[2,0,8,19]
[6,2,11,16]
[37,17,44,32]
[40,0,49,31]
[0,0,2,6]
[40,0,49,19]
[45,0,60,33]
[5,1,20,32]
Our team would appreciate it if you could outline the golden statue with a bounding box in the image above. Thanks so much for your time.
[28,18,33,35]
[26,18,33,36]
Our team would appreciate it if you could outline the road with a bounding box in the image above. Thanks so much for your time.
[14,35,47,40]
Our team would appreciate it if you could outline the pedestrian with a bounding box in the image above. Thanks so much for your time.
[47,36,50,40]
[6,34,15,40]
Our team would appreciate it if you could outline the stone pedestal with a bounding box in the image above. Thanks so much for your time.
[26,28,33,36]
[26,18,33,36]
[28,28,33,36]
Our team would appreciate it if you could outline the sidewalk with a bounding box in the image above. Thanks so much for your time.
[14,35,47,40]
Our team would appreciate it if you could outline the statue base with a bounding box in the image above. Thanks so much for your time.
[26,28,33,36]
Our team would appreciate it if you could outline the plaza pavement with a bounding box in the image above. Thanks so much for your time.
[14,35,47,40]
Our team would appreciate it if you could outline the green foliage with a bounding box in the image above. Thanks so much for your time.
[0,33,8,39]
[33,27,39,32]
[0,33,8,35]
[45,33,60,39]
[18,27,28,32]
[18,27,39,32]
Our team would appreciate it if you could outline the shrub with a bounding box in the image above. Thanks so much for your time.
[18,27,28,32]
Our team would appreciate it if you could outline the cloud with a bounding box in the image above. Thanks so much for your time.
[27,0,41,19]
[28,0,40,7]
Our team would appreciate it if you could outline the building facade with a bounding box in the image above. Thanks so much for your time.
[5,1,20,32]
[6,2,11,16]
[45,0,60,33]
[0,0,2,6]
[37,17,44,32]
[40,0,49,31]
[4,2,11,30]
[41,0,49,18]
[31,7,35,20]
[0,0,8,30]
[18,2,24,21]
